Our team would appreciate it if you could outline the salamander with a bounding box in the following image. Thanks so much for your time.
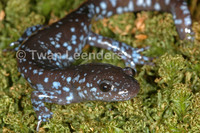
[12,0,193,131]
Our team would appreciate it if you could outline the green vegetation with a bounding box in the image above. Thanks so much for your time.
[0,0,199,132]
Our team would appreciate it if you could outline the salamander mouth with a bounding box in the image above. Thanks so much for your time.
[107,96,134,101]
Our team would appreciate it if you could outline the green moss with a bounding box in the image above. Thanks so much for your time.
[0,0,200,132]
[157,54,187,86]
[35,0,85,18]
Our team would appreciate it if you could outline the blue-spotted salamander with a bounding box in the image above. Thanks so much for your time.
[11,0,194,131]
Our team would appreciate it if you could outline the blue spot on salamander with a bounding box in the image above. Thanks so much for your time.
[52,82,61,89]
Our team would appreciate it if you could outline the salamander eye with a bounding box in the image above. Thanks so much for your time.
[99,81,113,92]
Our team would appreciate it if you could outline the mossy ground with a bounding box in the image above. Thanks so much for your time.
[0,0,200,132]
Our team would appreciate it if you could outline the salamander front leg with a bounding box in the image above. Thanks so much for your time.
[9,25,44,51]
[31,90,60,131]
[87,32,152,69]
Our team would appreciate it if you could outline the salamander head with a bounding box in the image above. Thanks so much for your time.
[73,64,140,101]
